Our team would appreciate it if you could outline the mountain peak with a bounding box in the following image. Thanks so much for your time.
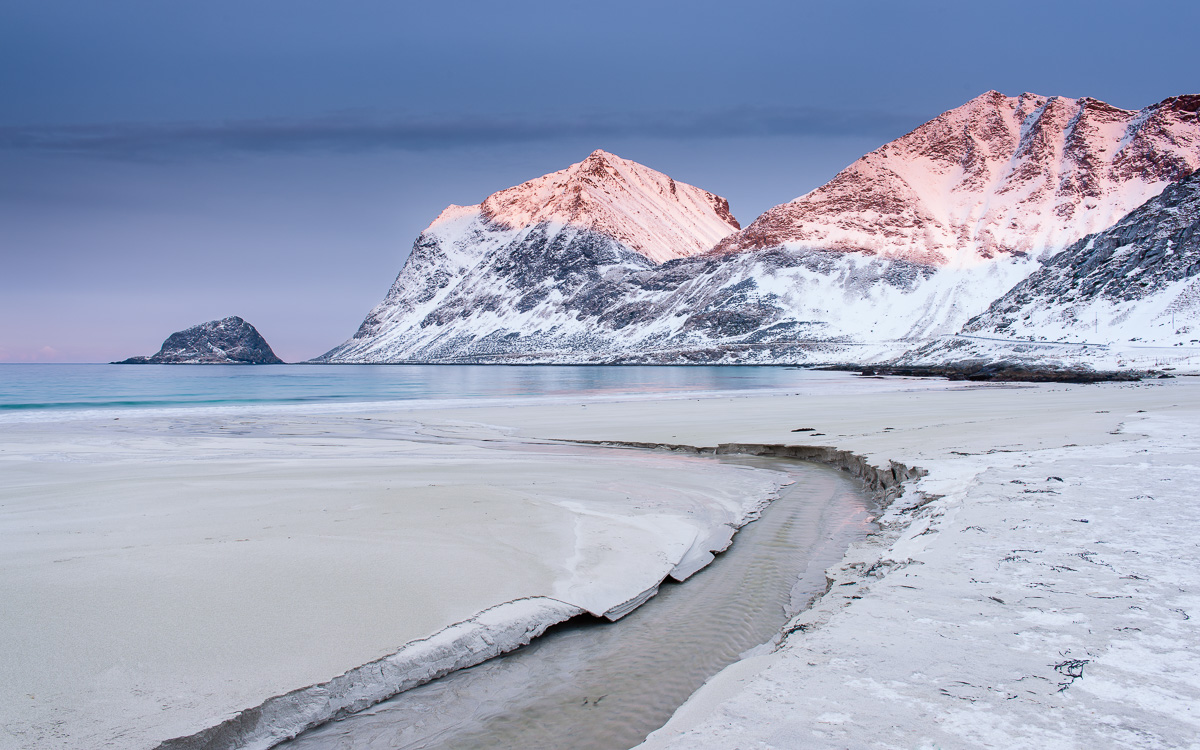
[582,148,619,163]
[449,150,742,263]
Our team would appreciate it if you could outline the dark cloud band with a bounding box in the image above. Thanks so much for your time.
[0,107,919,159]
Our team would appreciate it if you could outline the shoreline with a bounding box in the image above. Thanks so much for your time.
[826,363,1161,383]
[91,359,1187,382]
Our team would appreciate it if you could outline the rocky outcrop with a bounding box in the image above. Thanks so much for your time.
[116,317,284,364]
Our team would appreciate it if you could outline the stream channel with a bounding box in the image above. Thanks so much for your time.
[278,456,875,750]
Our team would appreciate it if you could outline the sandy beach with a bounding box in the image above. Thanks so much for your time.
[3,373,1198,749]
[0,403,783,750]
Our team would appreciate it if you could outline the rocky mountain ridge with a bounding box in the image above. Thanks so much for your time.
[317,92,1200,367]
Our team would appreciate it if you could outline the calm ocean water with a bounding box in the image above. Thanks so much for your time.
[0,364,829,412]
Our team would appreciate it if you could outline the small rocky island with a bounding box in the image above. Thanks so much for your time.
[114,316,284,364]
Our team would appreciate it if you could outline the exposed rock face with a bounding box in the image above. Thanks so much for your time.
[116,317,284,364]
[714,92,1200,266]
[319,94,1200,365]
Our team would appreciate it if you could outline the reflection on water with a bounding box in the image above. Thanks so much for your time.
[0,363,822,411]
[278,458,874,750]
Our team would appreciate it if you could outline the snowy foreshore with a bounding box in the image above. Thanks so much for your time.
[431,375,1199,748]
[3,373,1198,749]
[642,413,1200,749]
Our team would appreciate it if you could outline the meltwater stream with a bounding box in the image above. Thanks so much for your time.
[278,458,874,750]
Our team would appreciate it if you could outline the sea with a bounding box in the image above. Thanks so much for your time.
[0,363,864,414]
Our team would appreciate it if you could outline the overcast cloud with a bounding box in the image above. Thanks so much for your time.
[0,106,923,159]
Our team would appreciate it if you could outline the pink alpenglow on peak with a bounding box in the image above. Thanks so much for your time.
[714,92,1200,266]
[428,150,741,264]
[427,203,481,227]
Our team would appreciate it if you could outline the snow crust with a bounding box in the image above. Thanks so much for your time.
[638,405,1200,749]
[160,598,584,750]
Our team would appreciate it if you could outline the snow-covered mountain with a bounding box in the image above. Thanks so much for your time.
[319,93,1200,365]
[663,92,1200,363]
[904,170,1200,372]
[316,150,742,362]
[478,150,739,264]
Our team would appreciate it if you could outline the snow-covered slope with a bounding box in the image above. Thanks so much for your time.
[649,91,1200,363]
[715,92,1200,266]
[903,170,1200,372]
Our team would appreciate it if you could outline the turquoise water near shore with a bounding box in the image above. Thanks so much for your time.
[0,363,822,412]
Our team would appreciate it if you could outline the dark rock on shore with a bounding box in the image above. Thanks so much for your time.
[114,317,284,364]
[834,363,1145,383]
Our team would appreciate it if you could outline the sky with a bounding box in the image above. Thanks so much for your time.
[2,0,1198,363]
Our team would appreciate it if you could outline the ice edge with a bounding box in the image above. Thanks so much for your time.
[152,597,584,750]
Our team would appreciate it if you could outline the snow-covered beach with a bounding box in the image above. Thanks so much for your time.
[3,372,1198,749]
[411,374,1200,748]
[8,2,1200,748]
